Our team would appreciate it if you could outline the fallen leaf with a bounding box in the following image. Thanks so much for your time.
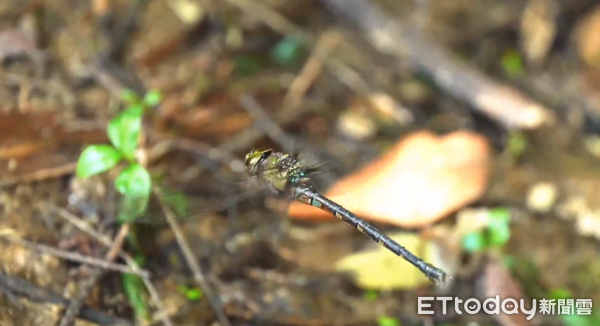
[335,232,441,290]
[288,131,491,228]
[575,4,600,68]
[477,258,535,326]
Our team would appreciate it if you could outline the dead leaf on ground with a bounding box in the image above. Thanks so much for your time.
[477,258,535,326]
[0,112,107,186]
[574,4,600,68]
[288,130,491,228]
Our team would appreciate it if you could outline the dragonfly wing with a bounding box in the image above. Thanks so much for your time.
[124,175,266,225]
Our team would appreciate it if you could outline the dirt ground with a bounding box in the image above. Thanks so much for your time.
[2,0,600,326]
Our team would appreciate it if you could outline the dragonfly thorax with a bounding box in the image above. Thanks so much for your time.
[245,149,310,194]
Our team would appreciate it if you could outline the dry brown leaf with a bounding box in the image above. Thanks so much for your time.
[477,259,535,326]
[288,131,491,228]
[575,4,600,68]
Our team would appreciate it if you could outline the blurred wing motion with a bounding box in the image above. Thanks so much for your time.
[243,148,450,285]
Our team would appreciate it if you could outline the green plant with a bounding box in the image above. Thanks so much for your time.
[501,49,524,78]
[462,207,511,253]
[271,36,304,66]
[177,285,203,301]
[377,316,400,326]
[76,89,163,320]
[76,89,162,222]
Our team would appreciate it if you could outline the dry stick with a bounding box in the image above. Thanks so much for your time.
[58,224,131,326]
[225,0,554,130]
[221,0,389,112]
[320,0,555,130]
[153,186,232,326]
[239,96,296,152]
[0,273,133,326]
[49,204,174,326]
[220,0,423,164]
[179,98,325,183]
[0,235,150,277]
[144,130,243,171]
[283,31,341,108]
[237,96,336,187]
[144,130,233,325]
[0,162,77,188]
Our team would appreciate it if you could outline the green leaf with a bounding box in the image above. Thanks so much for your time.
[177,285,203,301]
[107,105,145,159]
[121,89,140,105]
[507,132,527,158]
[377,316,400,326]
[561,311,600,326]
[462,231,487,253]
[488,223,511,247]
[76,145,123,178]
[122,273,149,320]
[115,164,151,197]
[501,50,524,78]
[126,230,145,256]
[488,207,511,224]
[118,193,150,223]
[487,208,511,247]
[548,288,572,300]
[115,164,152,223]
[272,37,303,65]
[143,90,162,107]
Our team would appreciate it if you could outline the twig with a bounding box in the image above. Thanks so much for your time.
[153,186,232,326]
[0,162,77,188]
[237,96,336,185]
[222,0,373,97]
[239,95,296,152]
[0,72,76,109]
[0,273,133,326]
[48,204,174,326]
[225,0,554,130]
[283,31,341,108]
[0,235,150,278]
[180,98,325,182]
[320,0,555,130]
[145,129,243,171]
[58,224,131,326]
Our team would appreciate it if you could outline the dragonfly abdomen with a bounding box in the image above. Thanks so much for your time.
[292,185,449,285]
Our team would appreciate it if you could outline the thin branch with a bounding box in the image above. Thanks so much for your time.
[320,0,555,130]
[0,273,133,326]
[0,235,150,278]
[153,186,232,326]
[283,31,341,108]
[58,224,131,326]
[48,204,174,326]
[239,95,296,152]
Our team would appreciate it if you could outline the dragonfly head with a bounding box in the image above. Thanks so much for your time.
[245,149,273,176]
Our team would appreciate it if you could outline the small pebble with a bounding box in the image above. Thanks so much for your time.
[526,182,558,212]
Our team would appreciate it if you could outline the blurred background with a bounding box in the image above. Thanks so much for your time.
[2,0,600,325]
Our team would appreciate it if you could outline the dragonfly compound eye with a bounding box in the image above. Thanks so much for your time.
[245,149,271,174]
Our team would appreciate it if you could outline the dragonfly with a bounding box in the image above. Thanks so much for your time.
[244,148,450,285]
